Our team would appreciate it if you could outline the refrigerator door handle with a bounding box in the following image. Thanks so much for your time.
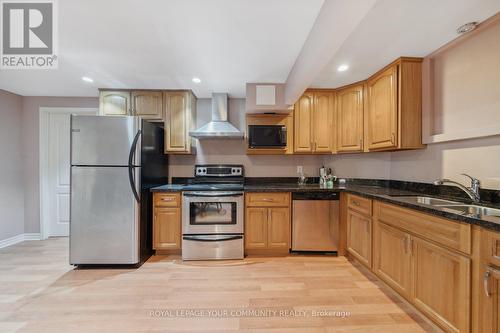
[128,130,142,203]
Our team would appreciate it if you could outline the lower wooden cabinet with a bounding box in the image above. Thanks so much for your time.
[412,237,470,333]
[370,201,472,333]
[245,207,268,249]
[267,208,290,249]
[153,207,181,250]
[481,265,500,333]
[245,193,290,254]
[373,220,412,299]
[153,193,181,251]
[479,229,500,333]
[346,209,372,267]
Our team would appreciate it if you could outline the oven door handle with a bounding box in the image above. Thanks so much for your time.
[183,235,243,242]
[183,192,243,197]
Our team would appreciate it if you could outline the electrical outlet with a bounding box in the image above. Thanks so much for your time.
[297,166,303,174]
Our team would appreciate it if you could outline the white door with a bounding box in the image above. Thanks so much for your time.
[47,113,72,236]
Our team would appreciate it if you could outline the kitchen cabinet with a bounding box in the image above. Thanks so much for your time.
[245,193,291,254]
[153,208,181,250]
[294,90,334,154]
[153,193,181,251]
[346,209,372,268]
[366,57,424,151]
[267,208,290,249]
[131,91,163,121]
[164,90,196,154]
[412,236,470,333]
[479,230,500,333]
[336,83,364,152]
[372,201,471,333]
[373,220,412,299]
[99,90,131,116]
[245,207,268,249]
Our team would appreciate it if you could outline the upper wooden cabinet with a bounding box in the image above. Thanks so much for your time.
[294,90,334,154]
[336,83,364,152]
[163,91,196,154]
[99,91,131,116]
[99,89,197,154]
[131,91,163,121]
[366,57,424,151]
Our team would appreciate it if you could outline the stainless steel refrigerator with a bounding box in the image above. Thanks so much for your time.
[70,115,168,265]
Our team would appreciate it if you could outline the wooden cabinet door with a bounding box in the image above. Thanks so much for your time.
[153,208,181,250]
[481,265,500,333]
[294,92,314,153]
[99,91,131,116]
[267,208,290,250]
[367,65,398,150]
[337,84,364,152]
[164,91,190,153]
[347,209,372,267]
[131,91,163,120]
[313,91,333,153]
[412,237,471,333]
[373,221,412,299]
[245,207,268,249]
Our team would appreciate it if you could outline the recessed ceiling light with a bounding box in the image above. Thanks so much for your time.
[82,76,94,83]
[337,64,349,72]
[457,22,478,34]
[192,77,201,84]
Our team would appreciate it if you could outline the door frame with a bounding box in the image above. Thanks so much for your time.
[39,107,98,240]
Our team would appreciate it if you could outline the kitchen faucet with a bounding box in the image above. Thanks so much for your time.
[433,174,481,203]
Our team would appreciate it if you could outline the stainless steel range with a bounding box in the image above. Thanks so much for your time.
[182,165,244,260]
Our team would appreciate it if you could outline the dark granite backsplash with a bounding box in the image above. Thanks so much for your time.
[170,176,499,205]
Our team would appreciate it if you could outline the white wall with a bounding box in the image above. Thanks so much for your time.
[21,96,99,234]
[169,98,324,179]
[0,90,25,240]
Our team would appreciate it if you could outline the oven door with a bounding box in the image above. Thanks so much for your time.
[182,191,244,234]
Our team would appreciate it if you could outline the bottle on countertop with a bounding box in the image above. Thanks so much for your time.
[319,166,326,188]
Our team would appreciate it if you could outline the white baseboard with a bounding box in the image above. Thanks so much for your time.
[0,233,41,249]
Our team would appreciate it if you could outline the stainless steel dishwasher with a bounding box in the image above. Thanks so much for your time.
[292,192,339,252]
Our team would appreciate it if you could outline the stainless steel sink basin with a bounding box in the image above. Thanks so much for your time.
[393,196,458,206]
[435,205,500,217]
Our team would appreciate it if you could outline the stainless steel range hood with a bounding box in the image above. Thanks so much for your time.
[189,93,244,139]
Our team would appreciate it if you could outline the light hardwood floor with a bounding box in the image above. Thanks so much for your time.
[0,238,442,333]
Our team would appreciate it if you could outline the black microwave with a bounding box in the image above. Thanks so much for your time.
[248,125,287,148]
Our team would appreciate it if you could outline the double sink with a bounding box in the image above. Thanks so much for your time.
[392,196,500,218]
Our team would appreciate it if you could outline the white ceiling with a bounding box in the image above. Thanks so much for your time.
[0,0,499,98]
[312,0,500,88]
[0,0,324,98]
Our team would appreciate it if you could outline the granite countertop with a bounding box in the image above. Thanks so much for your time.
[150,182,500,231]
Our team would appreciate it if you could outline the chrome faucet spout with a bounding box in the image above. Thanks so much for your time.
[433,175,481,203]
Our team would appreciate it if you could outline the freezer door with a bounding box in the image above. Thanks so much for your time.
[70,166,141,264]
[71,115,141,166]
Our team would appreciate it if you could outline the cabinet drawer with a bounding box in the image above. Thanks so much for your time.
[246,192,290,207]
[374,201,471,254]
[347,194,372,216]
[154,193,181,207]
[482,229,500,267]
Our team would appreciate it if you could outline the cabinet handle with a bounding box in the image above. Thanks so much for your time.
[161,197,175,202]
[404,236,409,254]
[261,198,274,202]
[359,138,363,147]
[484,270,491,297]
[391,132,395,144]
[352,200,360,206]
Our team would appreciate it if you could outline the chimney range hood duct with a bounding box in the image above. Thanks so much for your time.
[189,93,244,139]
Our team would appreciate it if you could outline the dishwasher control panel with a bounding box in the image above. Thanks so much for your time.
[292,191,339,200]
